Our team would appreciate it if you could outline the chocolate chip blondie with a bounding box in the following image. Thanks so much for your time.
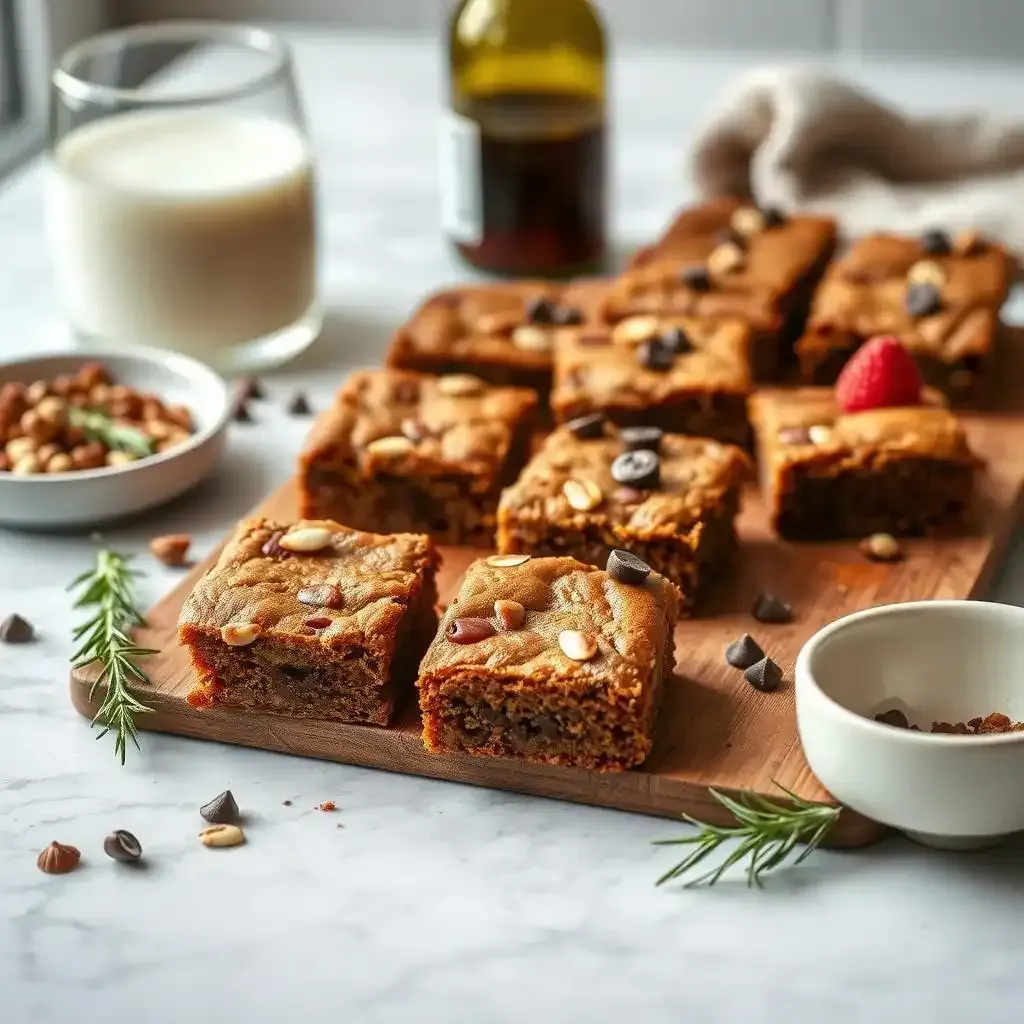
[178,518,440,725]
[550,314,752,447]
[298,369,537,547]
[601,198,837,381]
[386,282,593,402]
[418,553,679,770]
[496,417,749,611]
[750,389,980,539]
[795,230,1011,401]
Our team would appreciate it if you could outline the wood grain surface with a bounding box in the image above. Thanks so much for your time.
[70,353,1024,848]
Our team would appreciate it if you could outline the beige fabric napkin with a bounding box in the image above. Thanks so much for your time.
[691,67,1024,255]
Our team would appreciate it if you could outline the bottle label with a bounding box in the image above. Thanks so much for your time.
[439,110,482,245]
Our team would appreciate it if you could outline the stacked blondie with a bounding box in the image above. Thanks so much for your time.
[178,197,1000,774]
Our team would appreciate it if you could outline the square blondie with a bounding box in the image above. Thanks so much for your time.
[497,419,749,611]
[750,389,980,539]
[418,554,679,771]
[795,231,1011,402]
[178,518,440,726]
[298,369,537,547]
[550,314,752,447]
[600,198,837,381]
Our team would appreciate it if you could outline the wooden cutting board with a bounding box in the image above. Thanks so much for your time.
[70,351,1024,848]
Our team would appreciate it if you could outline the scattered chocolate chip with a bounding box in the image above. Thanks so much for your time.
[761,206,785,228]
[566,412,606,439]
[620,426,663,452]
[920,228,952,255]
[261,530,293,559]
[606,549,651,585]
[680,265,711,290]
[297,583,344,608]
[200,790,240,825]
[611,449,660,489]
[905,281,942,318]
[745,656,783,692]
[660,326,693,354]
[525,296,556,324]
[725,633,765,670]
[637,338,675,372]
[104,829,142,863]
[613,485,647,504]
[860,533,903,563]
[552,305,583,326]
[751,591,792,624]
[0,613,34,643]
[231,394,253,423]
[447,617,496,644]
[238,375,266,401]
[777,426,811,445]
[287,391,312,416]
[283,799,293,806]
[874,709,910,729]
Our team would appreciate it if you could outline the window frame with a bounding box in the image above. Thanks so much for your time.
[0,0,52,177]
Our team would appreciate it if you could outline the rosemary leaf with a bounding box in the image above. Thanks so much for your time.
[654,785,841,888]
[67,406,155,459]
[68,549,155,764]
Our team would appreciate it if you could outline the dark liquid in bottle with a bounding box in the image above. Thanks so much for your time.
[453,91,605,276]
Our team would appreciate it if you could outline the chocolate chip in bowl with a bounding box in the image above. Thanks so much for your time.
[0,350,230,528]
[796,600,1024,851]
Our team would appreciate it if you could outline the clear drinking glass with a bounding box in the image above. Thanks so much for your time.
[47,22,320,373]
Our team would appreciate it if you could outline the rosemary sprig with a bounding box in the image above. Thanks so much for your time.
[67,406,155,459]
[69,549,156,764]
[653,785,841,888]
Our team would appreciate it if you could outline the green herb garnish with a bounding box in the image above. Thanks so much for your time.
[67,406,155,459]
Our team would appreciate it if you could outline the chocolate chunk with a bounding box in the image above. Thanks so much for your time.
[777,426,811,445]
[103,829,142,863]
[745,656,783,692]
[287,391,313,416]
[477,705,510,728]
[751,591,792,624]
[525,297,556,324]
[297,583,344,608]
[660,326,693,354]
[920,228,952,255]
[200,790,240,824]
[620,425,663,452]
[566,412,606,440]
[680,265,711,291]
[0,613,34,643]
[761,206,785,228]
[447,617,496,644]
[905,282,942,318]
[874,709,910,729]
[534,715,561,741]
[231,394,253,423]
[261,530,294,559]
[725,633,765,670]
[636,338,675,372]
[611,449,660,489]
[238,375,266,401]
[552,305,583,326]
[606,549,651,585]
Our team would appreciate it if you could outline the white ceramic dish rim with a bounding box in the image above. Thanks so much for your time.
[796,599,1024,748]
[0,346,231,483]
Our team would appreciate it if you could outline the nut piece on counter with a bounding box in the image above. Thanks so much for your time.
[198,824,246,848]
[37,841,81,874]
[860,533,903,563]
[149,533,192,567]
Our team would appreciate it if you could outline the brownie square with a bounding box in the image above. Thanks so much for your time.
[496,421,749,611]
[796,231,1011,402]
[418,554,679,770]
[298,369,538,547]
[178,517,440,725]
[601,198,837,381]
[386,282,596,402]
[750,389,979,540]
[550,314,752,447]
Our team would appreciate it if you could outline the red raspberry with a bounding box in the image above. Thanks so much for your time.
[835,335,922,413]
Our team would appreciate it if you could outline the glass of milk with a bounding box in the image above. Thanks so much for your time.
[47,22,320,373]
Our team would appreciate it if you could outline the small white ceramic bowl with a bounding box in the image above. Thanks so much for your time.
[0,349,231,529]
[796,600,1024,850]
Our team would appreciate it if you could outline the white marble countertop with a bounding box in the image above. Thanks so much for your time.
[4,30,1024,1024]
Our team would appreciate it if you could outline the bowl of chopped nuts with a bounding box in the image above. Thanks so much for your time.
[796,600,1024,850]
[0,348,231,528]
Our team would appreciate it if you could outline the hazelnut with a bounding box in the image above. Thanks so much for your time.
[24,380,49,404]
[35,396,66,425]
[106,450,137,468]
[145,420,173,442]
[164,404,195,431]
[0,453,9,472]
[11,454,41,475]
[88,383,112,407]
[141,398,167,422]
[37,840,81,874]
[76,362,110,389]
[35,443,60,465]
[20,410,57,444]
[70,444,106,470]
[51,374,75,396]
[0,381,25,405]
[46,453,74,473]
[109,397,142,419]
[5,436,35,462]
[149,533,191,567]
